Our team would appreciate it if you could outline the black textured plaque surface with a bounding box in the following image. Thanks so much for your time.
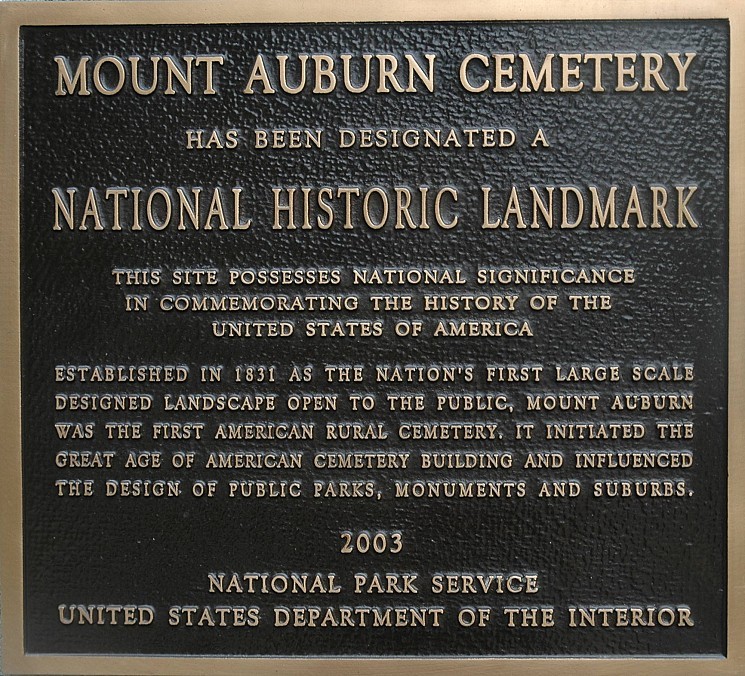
[20,21,728,656]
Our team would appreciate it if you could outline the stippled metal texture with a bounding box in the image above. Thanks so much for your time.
[20,21,728,656]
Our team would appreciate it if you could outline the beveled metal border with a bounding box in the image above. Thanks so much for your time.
[0,1,742,674]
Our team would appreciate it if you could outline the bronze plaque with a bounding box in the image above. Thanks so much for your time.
[1,1,743,674]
